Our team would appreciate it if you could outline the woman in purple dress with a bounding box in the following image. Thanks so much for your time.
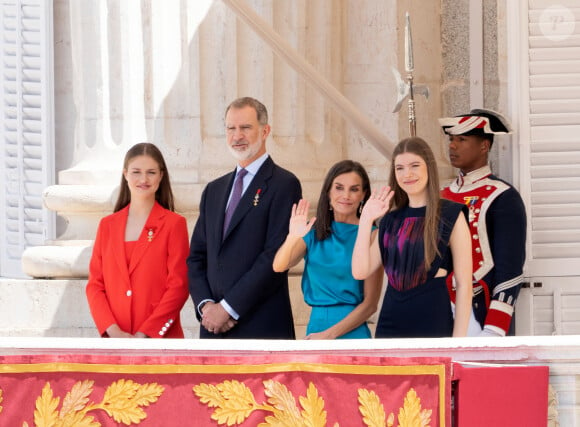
[352,137,472,338]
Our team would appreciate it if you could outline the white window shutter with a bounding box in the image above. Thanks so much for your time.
[523,2,580,277]
[511,2,580,336]
[0,0,54,278]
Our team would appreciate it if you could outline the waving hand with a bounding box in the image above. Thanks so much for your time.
[288,199,316,238]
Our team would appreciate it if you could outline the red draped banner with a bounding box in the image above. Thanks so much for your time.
[0,353,451,426]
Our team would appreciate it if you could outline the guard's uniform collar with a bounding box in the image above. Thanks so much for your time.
[457,165,492,188]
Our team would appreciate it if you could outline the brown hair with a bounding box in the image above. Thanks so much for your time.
[224,97,268,125]
[315,160,371,241]
[114,143,175,212]
[388,137,441,269]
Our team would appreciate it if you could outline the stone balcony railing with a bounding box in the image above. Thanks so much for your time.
[0,335,571,426]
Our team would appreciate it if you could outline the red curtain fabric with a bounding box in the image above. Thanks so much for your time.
[453,363,549,427]
[0,353,450,427]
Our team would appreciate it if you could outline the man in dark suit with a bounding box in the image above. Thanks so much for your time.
[188,97,302,339]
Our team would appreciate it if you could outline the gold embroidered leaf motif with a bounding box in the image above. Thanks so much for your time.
[358,388,386,427]
[261,396,315,427]
[211,380,257,425]
[59,410,99,427]
[260,412,303,427]
[60,380,94,418]
[299,382,327,427]
[193,383,227,408]
[263,379,301,421]
[387,412,395,427]
[101,379,163,425]
[419,409,432,427]
[105,399,147,424]
[102,379,140,403]
[216,380,256,407]
[397,388,431,427]
[34,382,60,427]
[25,379,161,427]
[130,383,164,408]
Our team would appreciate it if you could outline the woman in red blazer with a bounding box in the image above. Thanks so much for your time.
[86,143,190,338]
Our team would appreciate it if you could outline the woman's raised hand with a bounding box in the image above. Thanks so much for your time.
[360,186,393,222]
[288,199,316,238]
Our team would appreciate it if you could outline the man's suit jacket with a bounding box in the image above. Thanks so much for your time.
[86,202,190,338]
[188,156,302,339]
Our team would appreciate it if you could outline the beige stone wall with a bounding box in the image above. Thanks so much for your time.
[51,1,448,199]
[49,0,458,228]
[397,1,450,180]
[440,0,511,181]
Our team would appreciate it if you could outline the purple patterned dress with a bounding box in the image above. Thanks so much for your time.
[376,199,467,338]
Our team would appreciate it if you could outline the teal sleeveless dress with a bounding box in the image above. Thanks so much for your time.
[302,221,371,338]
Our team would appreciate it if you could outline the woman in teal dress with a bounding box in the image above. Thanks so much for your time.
[273,160,384,339]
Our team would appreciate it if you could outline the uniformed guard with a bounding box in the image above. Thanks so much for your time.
[439,109,527,336]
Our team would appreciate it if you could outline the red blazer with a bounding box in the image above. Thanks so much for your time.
[86,202,190,338]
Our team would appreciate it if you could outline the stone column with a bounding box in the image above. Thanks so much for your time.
[22,0,208,277]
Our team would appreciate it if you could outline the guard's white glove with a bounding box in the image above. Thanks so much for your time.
[478,327,503,337]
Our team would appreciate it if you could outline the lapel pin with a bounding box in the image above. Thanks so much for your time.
[253,189,261,206]
[147,227,156,242]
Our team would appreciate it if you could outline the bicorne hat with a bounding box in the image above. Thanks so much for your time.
[438,108,512,137]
